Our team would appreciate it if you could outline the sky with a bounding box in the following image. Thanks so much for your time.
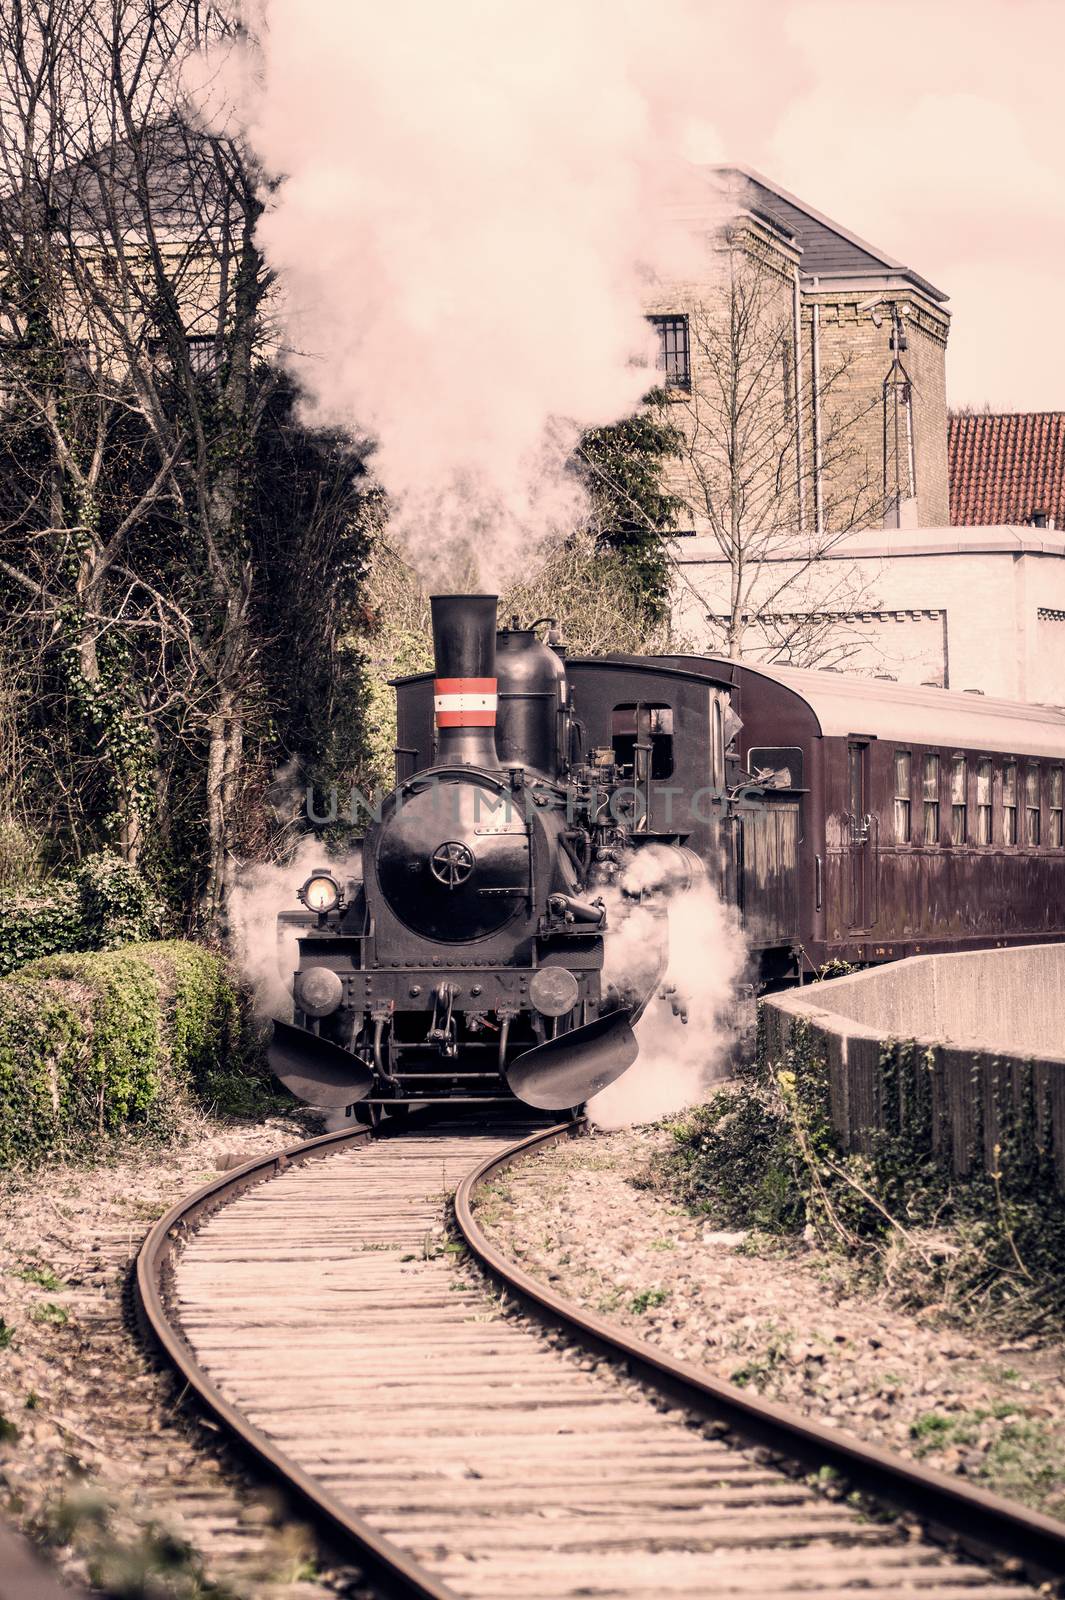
[681,0,1064,413]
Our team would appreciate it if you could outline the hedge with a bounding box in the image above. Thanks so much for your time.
[0,940,239,1166]
[0,853,163,979]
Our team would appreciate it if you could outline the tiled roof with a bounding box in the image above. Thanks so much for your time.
[948,412,1065,527]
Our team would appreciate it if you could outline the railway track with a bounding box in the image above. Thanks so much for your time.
[136,1114,1065,1600]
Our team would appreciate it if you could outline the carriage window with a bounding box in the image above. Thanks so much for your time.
[1003,762,1018,845]
[1026,765,1041,846]
[894,750,911,843]
[922,754,940,845]
[611,704,674,780]
[1051,768,1064,846]
[950,756,967,844]
[976,759,993,844]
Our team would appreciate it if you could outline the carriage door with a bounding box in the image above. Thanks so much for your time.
[847,740,873,930]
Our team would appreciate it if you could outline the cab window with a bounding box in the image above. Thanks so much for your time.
[611,704,674,780]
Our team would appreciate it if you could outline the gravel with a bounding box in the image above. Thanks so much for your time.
[0,1105,368,1598]
[476,1125,1065,1522]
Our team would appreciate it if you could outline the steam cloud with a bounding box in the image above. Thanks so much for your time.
[198,0,728,588]
[228,837,365,1022]
[588,849,748,1129]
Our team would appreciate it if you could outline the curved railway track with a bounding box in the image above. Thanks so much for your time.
[136,1115,1065,1600]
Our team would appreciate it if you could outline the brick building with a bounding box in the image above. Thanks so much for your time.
[649,167,951,536]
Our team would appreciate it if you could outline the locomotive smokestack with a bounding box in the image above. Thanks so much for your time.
[431,594,500,768]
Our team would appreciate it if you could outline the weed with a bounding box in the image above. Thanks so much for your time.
[649,1237,675,1251]
[24,1391,40,1410]
[0,1412,19,1443]
[729,1324,790,1390]
[0,1317,13,1348]
[629,1287,670,1314]
[17,1264,63,1291]
[30,1302,69,1327]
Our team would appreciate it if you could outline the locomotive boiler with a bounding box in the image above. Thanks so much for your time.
[269,593,698,1115]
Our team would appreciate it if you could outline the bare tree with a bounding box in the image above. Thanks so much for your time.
[667,237,883,666]
[0,0,279,920]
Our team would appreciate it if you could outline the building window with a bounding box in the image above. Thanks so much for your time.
[1050,768,1063,846]
[894,750,911,843]
[976,759,993,844]
[1026,764,1041,845]
[1003,762,1017,845]
[950,756,967,844]
[612,704,674,780]
[922,753,940,845]
[148,333,219,377]
[648,315,690,391]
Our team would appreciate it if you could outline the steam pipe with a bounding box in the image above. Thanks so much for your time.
[793,266,806,534]
[430,594,500,768]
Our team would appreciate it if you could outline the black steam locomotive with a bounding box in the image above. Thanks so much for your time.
[271,591,1065,1116]
[269,594,702,1115]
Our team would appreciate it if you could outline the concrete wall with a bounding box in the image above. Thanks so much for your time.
[671,527,1065,702]
[761,945,1065,1188]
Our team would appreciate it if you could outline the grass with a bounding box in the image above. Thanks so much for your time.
[0,1316,13,1348]
[909,1406,1063,1512]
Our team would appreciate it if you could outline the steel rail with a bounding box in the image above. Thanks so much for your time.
[453,1121,1065,1590]
[134,1121,462,1600]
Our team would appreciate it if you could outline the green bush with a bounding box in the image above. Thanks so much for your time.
[0,853,163,978]
[0,940,239,1167]
[650,1014,1065,1331]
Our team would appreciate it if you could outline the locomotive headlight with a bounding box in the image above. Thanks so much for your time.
[299,872,341,914]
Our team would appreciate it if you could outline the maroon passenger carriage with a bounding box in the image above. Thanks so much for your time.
[542,655,1065,983]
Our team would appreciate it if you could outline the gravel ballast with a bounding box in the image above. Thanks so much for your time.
[0,1107,367,1598]
[475,1126,1065,1522]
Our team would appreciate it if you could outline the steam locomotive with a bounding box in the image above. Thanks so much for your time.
[270,591,1065,1116]
[269,594,704,1115]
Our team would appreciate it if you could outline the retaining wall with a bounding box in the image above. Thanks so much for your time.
[760,945,1065,1190]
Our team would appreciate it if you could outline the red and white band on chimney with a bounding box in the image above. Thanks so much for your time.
[434,676,498,728]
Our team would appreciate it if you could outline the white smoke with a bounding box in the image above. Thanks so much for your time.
[190,0,728,589]
[227,836,358,1019]
[588,848,747,1129]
